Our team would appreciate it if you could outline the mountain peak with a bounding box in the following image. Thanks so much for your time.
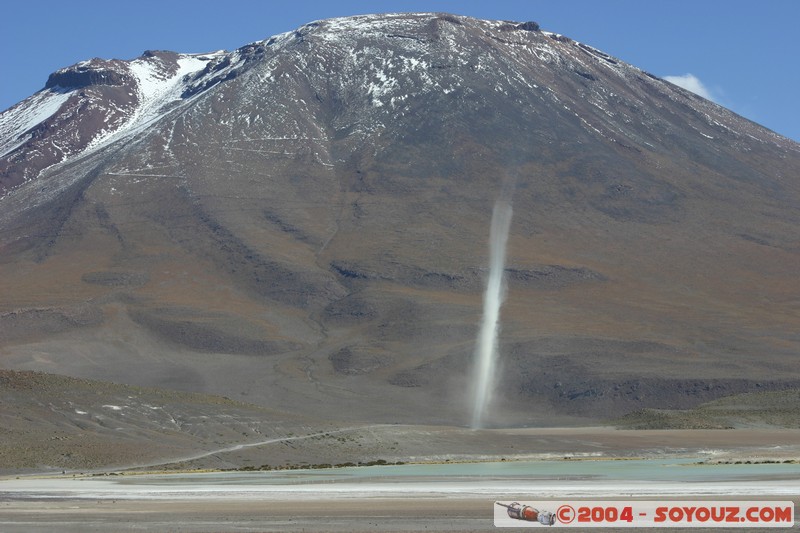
[44,58,134,90]
[3,12,796,195]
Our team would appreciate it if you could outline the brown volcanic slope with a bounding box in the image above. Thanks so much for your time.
[0,369,333,473]
[1,14,799,427]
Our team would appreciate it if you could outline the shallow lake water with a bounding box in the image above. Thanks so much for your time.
[132,457,800,484]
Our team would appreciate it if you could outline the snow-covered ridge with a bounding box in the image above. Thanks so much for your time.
[0,89,71,158]
[0,50,219,192]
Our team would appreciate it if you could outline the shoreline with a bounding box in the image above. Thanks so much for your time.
[3,425,800,479]
[6,453,799,483]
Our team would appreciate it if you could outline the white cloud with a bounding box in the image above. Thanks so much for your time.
[663,73,716,102]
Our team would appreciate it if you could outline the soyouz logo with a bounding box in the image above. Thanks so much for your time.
[493,500,795,528]
[496,502,556,525]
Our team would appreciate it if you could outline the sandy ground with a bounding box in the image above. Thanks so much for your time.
[1,497,796,532]
[6,498,492,533]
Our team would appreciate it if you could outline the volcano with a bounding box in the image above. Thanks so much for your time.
[2,13,799,428]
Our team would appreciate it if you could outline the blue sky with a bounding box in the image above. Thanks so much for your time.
[2,0,798,141]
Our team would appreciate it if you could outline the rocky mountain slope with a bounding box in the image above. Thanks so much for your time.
[1,13,799,427]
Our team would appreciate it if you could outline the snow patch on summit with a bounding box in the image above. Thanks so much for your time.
[85,54,211,153]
